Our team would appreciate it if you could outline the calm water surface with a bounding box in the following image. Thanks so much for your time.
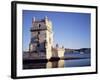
[23,52,90,69]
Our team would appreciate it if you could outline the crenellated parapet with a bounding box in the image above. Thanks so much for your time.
[52,44,65,58]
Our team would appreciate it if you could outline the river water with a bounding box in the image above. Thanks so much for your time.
[23,52,90,69]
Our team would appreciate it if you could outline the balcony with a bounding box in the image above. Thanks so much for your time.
[30,27,47,31]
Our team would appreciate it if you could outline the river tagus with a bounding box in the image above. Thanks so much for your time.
[23,52,90,69]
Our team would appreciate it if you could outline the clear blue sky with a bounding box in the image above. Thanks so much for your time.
[22,10,91,51]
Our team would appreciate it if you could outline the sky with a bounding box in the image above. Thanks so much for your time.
[22,10,91,51]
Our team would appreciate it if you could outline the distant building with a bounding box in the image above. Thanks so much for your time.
[23,16,65,59]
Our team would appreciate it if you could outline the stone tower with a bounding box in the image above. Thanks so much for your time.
[29,16,53,59]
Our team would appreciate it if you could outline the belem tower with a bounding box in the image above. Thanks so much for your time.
[23,16,65,60]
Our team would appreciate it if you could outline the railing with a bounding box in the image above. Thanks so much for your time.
[30,27,47,31]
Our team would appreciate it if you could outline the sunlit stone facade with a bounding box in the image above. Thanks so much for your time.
[29,16,53,59]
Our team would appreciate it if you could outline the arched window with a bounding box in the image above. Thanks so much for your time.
[39,24,41,28]
[38,31,40,34]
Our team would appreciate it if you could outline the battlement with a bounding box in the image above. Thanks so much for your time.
[52,45,65,58]
[31,16,52,32]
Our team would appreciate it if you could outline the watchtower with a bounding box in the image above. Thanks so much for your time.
[29,16,53,59]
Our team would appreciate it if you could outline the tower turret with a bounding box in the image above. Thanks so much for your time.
[32,17,35,23]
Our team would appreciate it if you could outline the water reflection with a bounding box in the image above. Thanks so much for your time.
[58,60,64,67]
[46,60,64,68]
[23,62,46,69]
[46,61,52,68]
[23,60,64,69]
[23,53,90,69]
[23,58,90,69]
